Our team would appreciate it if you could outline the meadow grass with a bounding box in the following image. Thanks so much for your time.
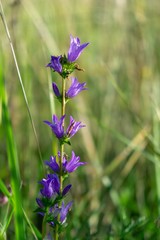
[0,0,160,239]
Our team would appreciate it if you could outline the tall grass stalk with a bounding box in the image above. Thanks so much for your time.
[1,78,25,238]
[0,0,43,170]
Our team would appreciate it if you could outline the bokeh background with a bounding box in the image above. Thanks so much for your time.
[0,0,160,239]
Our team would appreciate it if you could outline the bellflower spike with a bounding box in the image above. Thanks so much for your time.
[39,174,60,198]
[66,77,87,99]
[67,35,89,62]
[66,116,85,138]
[64,151,86,173]
[44,115,65,139]
[46,55,62,73]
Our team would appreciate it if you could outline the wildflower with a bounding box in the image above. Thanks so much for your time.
[36,34,89,235]
[39,174,60,198]
[46,151,86,174]
[49,201,73,226]
[45,156,60,173]
[68,35,89,62]
[36,184,71,210]
[44,115,85,142]
[66,116,85,138]
[63,151,86,172]
[46,55,62,73]
[52,78,87,101]
[66,77,87,98]
[44,115,65,139]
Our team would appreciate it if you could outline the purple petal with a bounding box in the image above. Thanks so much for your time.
[48,174,60,194]
[62,184,72,196]
[43,120,53,128]
[52,82,61,97]
[40,178,54,198]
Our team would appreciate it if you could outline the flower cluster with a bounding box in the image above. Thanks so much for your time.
[46,35,89,78]
[52,77,87,102]
[36,35,89,237]
[44,115,85,145]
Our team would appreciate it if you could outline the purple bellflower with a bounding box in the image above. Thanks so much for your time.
[36,184,71,209]
[66,77,87,98]
[63,151,86,172]
[39,174,60,198]
[46,55,62,73]
[44,115,85,141]
[68,35,89,62]
[36,189,72,221]
[44,115,65,139]
[50,201,73,226]
[52,78,87,100]
[45,151,86,173]
[45,156,60,173]
[66,116,85,138]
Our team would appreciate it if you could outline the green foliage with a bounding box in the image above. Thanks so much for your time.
[0,0,160,239]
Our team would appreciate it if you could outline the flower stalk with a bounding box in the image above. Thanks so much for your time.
[60,77,66,193]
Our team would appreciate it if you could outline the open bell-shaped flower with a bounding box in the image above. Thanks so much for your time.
[46,55,62,73]
[44,115,85,144]
[63,151,87,173]
[66,77,87,99]
[45,151,86,174]
[39,174,60,198]
[67,35,89,62]
[66,116,85,139]
[44,115,65,139]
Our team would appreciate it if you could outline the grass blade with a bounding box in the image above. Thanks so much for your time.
[1,77,25,238]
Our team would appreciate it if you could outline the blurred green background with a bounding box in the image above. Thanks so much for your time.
[0,0,160,239]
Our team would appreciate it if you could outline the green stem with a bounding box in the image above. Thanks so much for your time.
[54,77,66,240]
[60,77,66,190]
[42,213,47,239]
[54,225,59,240]
[61,77,66,116]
